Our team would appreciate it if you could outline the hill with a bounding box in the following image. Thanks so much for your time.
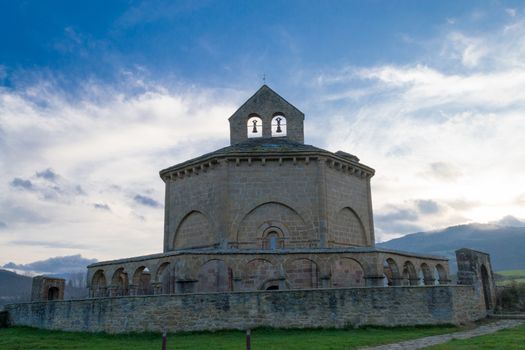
[377,223,525,273]
[0,269,32,307]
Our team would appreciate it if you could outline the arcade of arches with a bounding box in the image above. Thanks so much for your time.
[88,251,450,297]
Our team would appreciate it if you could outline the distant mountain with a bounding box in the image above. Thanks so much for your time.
[0,255,95,307]
[0,269,32,307]
[2,254,97,275]
[378,223,525,273]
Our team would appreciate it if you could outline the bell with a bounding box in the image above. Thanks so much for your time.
[252,120,258,133]
[276,117,282,133]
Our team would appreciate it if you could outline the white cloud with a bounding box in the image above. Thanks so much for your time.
[308,16,525,239]
[0,80,238,263]
[506,8,517,17]
[3,12,525,263]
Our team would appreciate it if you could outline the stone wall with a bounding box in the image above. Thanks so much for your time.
[325,162,374,247]
[456,248,497,311]
[6,286,485,334]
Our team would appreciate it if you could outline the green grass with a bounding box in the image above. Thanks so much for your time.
[494,270,525,286]
[496,270,525,278]
[0,325,460,350]
[426,322,525,350]
[498,278,525,286]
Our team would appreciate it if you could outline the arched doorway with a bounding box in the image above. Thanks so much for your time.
[480,265,492,310]
[47,287,60,300]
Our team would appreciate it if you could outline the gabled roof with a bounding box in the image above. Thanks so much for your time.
[228,85,304,120]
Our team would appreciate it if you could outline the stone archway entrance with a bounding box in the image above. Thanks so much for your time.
[47,287,60,300]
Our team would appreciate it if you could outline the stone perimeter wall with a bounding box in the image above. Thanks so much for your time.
[5,286,484,334]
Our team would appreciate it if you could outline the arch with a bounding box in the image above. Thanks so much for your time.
[47,287,60,300]
[261,279,286,290]
[111,268,129,296]
[91,269,107,297]
[196,259,232,293]
[271,113,287,137]
[332,207,368,247]
[383,258,400,286]
[331,258,365,288]
[402,261,418,286]
[435,264,448,285]
[420,263,435,286]
[132,266,153,295]
[174,210,214,249]
[480,264,492,310]
[155,262,174,294]
[285,258,319,289]
[242,258,279,290]
[261,225,285,250]
[247,115,263,138]
[236,202,309,248]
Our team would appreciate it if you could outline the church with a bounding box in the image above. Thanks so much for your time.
[87,85,451,296]
[6,86,496,333]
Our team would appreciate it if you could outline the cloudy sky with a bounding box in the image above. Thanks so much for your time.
[1,0,525,265]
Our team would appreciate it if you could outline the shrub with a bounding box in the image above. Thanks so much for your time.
[496,282,525,312]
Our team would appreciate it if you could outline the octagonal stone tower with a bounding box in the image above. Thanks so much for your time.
[160,85,375,252]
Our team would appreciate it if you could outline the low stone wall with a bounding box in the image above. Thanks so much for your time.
[5,286,484,334]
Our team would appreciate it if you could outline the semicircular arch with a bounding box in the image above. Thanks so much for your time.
[333,206,369,246]
[173,210,215,250]
[234,201,311,248]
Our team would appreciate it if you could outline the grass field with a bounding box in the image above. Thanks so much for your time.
[426,322,525,350]
[495,269,525,286]
[0,325,460,350]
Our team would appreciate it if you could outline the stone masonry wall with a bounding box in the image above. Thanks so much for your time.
[324,163,374,247]
[228,159,320,248]
[6,286,485,334]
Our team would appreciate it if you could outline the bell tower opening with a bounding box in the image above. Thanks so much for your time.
[271,114,287,137]
[247,115,263,138]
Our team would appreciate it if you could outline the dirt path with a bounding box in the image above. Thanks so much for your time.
[358,320,524,350]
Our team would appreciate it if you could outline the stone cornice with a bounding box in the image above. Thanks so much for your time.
[160,152,375,182]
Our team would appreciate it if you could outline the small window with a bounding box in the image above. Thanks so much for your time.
[271,114,287,137]
[269,235,277,250]
[247,116,263,138]
[263,230,283,250]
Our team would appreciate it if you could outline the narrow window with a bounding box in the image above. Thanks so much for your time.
[269,235,277,250]
[247,116,263,138]
[271,114,287,137]
[264,231,282,250]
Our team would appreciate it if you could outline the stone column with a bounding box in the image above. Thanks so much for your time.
[107,285,118,297]
[423,278,436,286]
[278,277,287,290]
[317,158,328,248]
[128,284,138,296]
[232,277,243,291]
[320,275,330,288]
[152,282,162,295]
[391,277,404,286]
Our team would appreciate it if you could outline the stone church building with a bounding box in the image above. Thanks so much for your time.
[6,86,496,333]
[87,85,451,296]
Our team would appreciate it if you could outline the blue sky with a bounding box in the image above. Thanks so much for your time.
[1,0,525,264]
